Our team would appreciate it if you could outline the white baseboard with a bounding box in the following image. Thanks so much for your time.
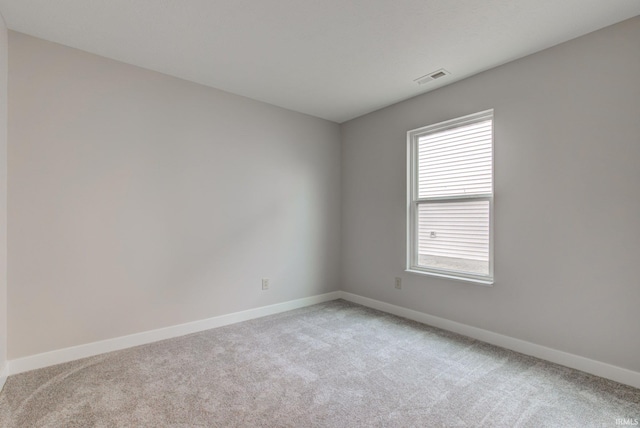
[6,289,639,391]
[7,291,341,376]
[0,363,7,392]
[339,291,640,390]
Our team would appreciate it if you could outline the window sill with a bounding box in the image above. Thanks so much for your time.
[405,268,494,286]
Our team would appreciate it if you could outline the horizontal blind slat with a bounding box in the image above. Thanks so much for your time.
[419,144,491,160]
[419,135,492,154]
[418,120,492,145]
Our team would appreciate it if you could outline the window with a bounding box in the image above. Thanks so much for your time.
[407,110,494,284]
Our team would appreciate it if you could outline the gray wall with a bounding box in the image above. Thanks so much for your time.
[8,32,341,359]
[341,17,640,372]
[0,14,7,377]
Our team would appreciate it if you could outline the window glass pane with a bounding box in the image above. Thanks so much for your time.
[418,120,492,198]
[417,200,489,275]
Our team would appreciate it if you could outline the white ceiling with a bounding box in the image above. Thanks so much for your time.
[0,1,638,123]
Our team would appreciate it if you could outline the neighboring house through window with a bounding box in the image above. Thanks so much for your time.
[407,110,494,284]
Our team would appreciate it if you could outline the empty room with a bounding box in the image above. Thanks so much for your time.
[0,1,639,426]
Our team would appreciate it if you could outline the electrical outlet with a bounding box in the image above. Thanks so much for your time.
[262,278,269,290]
[394,277,402,290]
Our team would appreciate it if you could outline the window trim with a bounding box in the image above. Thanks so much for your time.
[406,110,494,285]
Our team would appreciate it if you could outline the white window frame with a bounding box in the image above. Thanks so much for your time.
[406,109,494,285]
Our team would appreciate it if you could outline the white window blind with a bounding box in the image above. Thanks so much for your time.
[407,110,494,284]
[418,119,492,198]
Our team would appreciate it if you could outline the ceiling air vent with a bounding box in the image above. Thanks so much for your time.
[414,69,450,85]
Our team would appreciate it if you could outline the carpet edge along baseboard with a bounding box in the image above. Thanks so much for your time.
[5,290,640,390]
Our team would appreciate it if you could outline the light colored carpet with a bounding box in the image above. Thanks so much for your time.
[0,300,638,427]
